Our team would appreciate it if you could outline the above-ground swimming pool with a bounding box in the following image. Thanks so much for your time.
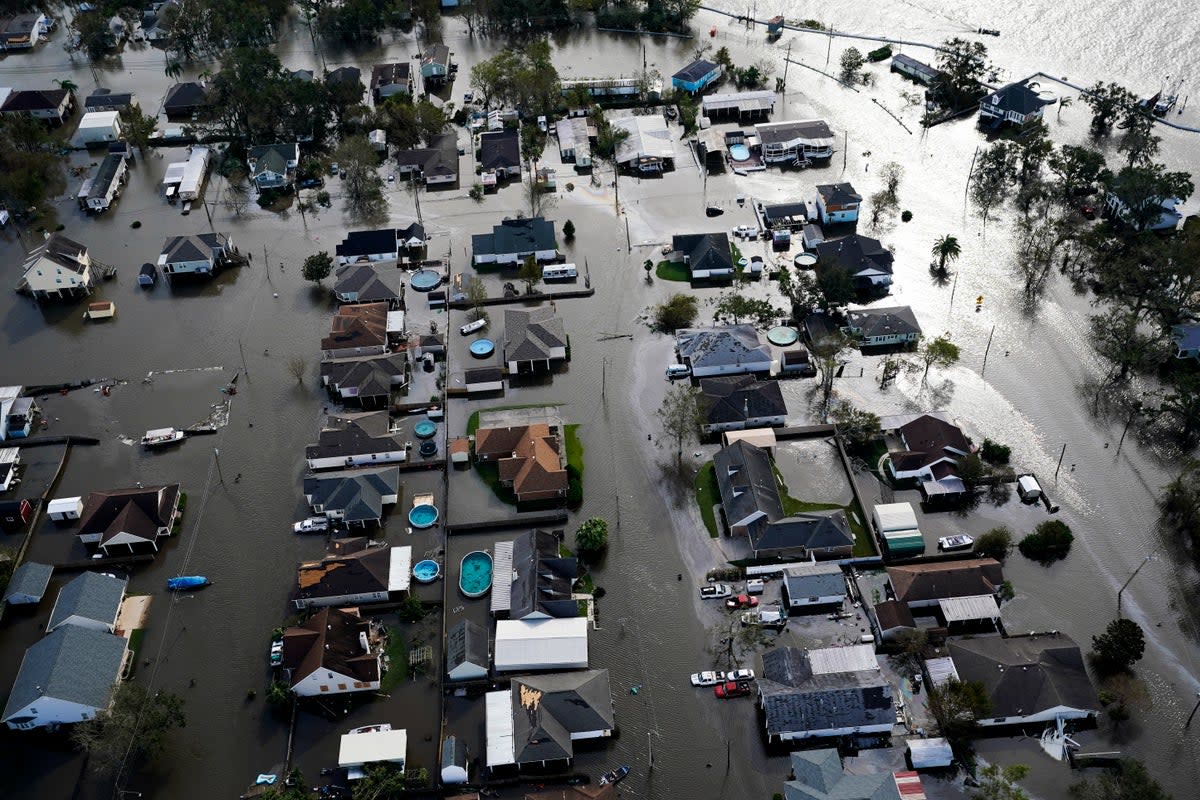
[414,419,437,439]
[459,551,493,597]
[469,338,495,358]
[767,326,800,347]
[410,269,442,291]
[418,440,437,457]
[412,559,441,583]
[794,252,817,267]
[729,144,751,162]
[408,503,439,529]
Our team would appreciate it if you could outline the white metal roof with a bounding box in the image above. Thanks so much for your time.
[47,496,81,512]
[0,386,21,401]
[721,428,777,449]
[178,146,209,194]
[1018,475,1041,493]
[701,90,776,114]
[872,502,918,532]
[808,643,878,675]
[0,447,19,465]
[489,540,514,613]
[485,689,515,766]
[612,114,674,164]
[923,656,958,687]
[939,594,1000,623]
[338,728,407,768]
[388,546,412,592]
[493,617,588,672]
[907,737,953,769]
[385,310,404,333]
[77,110,120,128]
[162,161,186,186]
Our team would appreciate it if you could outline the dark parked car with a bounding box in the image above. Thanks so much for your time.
[298,177,325,189]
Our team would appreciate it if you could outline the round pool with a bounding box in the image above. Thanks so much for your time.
[729,144,751,162]
[410,269,443,292]
[418,440,438,457]
[469,338,495,358]
[767,326,800,347]
[409,503,439,529]
[414,419,438,439]
[459,550,493,598]
[794,252,817,267]
[412,559,441,583]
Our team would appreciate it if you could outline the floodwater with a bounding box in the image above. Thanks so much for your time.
[0,4,1198,800]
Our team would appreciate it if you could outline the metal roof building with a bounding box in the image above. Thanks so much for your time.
[493,617,588,672]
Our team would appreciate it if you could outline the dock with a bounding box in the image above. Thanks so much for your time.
[447,512,568,535]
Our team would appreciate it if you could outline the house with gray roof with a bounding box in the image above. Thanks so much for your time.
[305,411,407,470]
[781,563,847,612]
[700,375,787,433]
[2,625,128,730]
[303,466,399,527]
[478,128,521,178]
[158,232,236,275]
[3,561,53,605]
[815,182,862,225]
[671,232,734,281]
[486,669,614,766]
[247,142,299,190]
[472,217,557,265]
[504,307,567,374]
[83,89,137,113]
[162,81,208,117]
[844,306,921,347]
[320,353,407,407]
[446,619,489,681]
[47,571,126,633]
[978,79,1050,129]
[395,133,459,186]
[1171,323,1200,360]
[812,234,894,291]
[333,262,401,307]
[676,325,773,378]
[757,646,894,743]
[491,529,577,620]
[783,748,916,800]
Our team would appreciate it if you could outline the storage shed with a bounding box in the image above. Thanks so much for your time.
[1017,475,1042,501]
[872,502,918,532]
[908,737,954,769]
[338,727,407,779]
[71,111,122,147]
[493,617,588,672]
[48,496,83,521]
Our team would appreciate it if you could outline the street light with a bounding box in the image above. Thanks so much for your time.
[1117,555,1153,618]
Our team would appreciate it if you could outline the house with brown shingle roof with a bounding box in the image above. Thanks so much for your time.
[475,424,568,502]
[886,413,970,482]
[280,606,381,696]
[887,558,1004,610]
[76,484,181,555]
[292,537,412,609]
[321,302,390,358]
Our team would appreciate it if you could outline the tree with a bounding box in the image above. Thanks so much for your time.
[397,595,426,623]
[1018,519,1074,563]
[1090,306,1169,385]
[888,628,928,677]
[956,452,987,489]
[593,109,630,211]
[839,47,865,83]
[562,220,575,241]
[970,141,1018,224]
[880,162,904,204]
[776,264,822,320]
[931,234,962,274]
[0,115,67,213]
[913,335,960,383]
[287,356,308,383]
[714,292,780,328]
[815,262,855,307]
[714,46,733,70]
[518,255,542,294]
[974,526,1013,560]
[971,764,1031,800]
[936,38,988,106]
[1069,758,1174,800]
[1118,113,1161,167]
[654,293,698,332]
[811,333,850,418]
[1047,144,1108,199]
[656,383,704,469]
[302,251,333,285]
[1105,163,1194,231]
[120,106,159,153]
[335,136,386,220]
[464,275,488,321]
[980,439,1011,464]
[255,769,309,800]
[72,12,117,60]
[1083,81,1137,132]
[72,683,186,777]
[575,517,609,554]
[521,123,547,166]
[926,677,990,747]
[524,173,556,219]
[353,763,411,800]
[1091,618,1146,674]
[867,189,894,230]
[1159,372,1200,443]
[830,403,881,449]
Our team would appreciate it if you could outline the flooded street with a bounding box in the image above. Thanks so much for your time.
[0,3,1199,799]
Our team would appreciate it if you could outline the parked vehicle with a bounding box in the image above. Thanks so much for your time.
[726,668,755,682]
[293,516,329,534]
[937,534,975,551]
[690,671,724,687]
[1079,203,1096,219]
[699,583,733,600]
[666,364,691,379]
[298,177,324,189]
[714,680,751,699]
[460,318,487,336]
[705,205,724,217]
[542,263,578,281]
[726,594,759,609]
[270,639,283,666]
[745,579,765,595]
[732,224,757,239]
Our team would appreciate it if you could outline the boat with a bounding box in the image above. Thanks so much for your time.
[599,766,631,786]
[141,427,186,447]
[937,534,975,551]
[167,575,211,591]
[348,723,391,735]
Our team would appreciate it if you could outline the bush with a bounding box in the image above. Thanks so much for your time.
[901,209,913,222]
[980,438,1011,465]
[1018,519,1074,563]
[397,595,426,623]
[563,220,575,241]
[867,45,892,62]
[1091,617,1146,674]
[653,293,699,332]
[575,517,609,554]
[566,464,583,506]
[973,526,1013,560]
[469,183,484,202]
[130,220,142,228]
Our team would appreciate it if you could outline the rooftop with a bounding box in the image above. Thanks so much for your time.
[887,558,1004,605]
[949,633,1097,718]
[281,606,378,688]
[77,484,180,547]
[505,306,566,363]
[1,625,127,725]
[48,571,126,632]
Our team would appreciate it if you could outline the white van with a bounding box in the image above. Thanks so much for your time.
[666,364,691,379]
[542,263,578,281]
[459,318,487,335]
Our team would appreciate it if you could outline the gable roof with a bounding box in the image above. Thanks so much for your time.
[872,599,916,632]
[294,540,410,602]
[714,439,783,534]
[887,558,1004,605]
[890,414,970,472]
[783,563,847,599]
[321,353,407,398]
[160,232,231,265]
[325,66,362,87]
[3,561,53,603]
[673,58,719,83]
[510,670,613,764]
[446,619,489,675]
[758,647,894,737]
[48,571,126,631]
[677,325,772,371]
[84,89,133,109]
[982,80,1050,116]
[321,302,389,351]
[505,307,566,363]
[813,235,894,278]
[302,466,399,523]
[422,43,450,69]
[23,233,89,275]
[2,89,69,113]
[492,529,577,619]
[673,232,733,274]
[949,634,1096,718]
[701,375,786,425]
[474,216,556,257]
[816,182,862,206]
[846,306,921,339]
[395,133,459,179]
[248,142,297,177]
[163,81,207,111]
[281,606,379,686]
[77,484,179,546]
[496,427,568,499]
[306,411,405,461]
[784,748,904,800]
[334,263,400,303]
[336,229,398,259]
[479,128,520,170]
[753,510,853,553]
[371,62,412,91]
[1,625,127,724]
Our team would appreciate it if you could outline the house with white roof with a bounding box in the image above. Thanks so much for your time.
[493,617,589,672]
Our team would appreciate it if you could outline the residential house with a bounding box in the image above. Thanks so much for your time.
[2,395,37,439]
[322,303,391,358]
[478,128,521,180]
[3,561,53,605]
[157,232,236,276]
[949,634,1098,727]
[333,263,400,306]
[290,68,315,82]
[339,726,407,777]
[672,59,721,93]
[870,599,917,643]
[292,538,412,608]
[17,233,94,301]
[71,111,123,147]
[47,571,126,634]
[675,325,773,378]
[886,413,970,482]
[0,446,18,491]
[755,119,836,164]
[1,625,128,730]
[83,153,129,213]
[701,90,777,120]
[475,424,569,503]
[891,54,941,85]
[713,439,854,559]
[305,411,407,470]
[1103,185,1184,231]
[555,117,593,168]
[161,144,209,201]
[490,528,577,619]
[0,12,50,50]
[670,232,734,281]
[162,81,208,117]
[76,484,181,555]
[699,375,787,433]
[325,66,363,97]
[280,606,381,696]
[757,646,894,743]
[493,617,589,673]
[504,307,568,374]
[812,234,894,290]
[612,114,674,173]
[815,183,862,225]
[446,619,489,681]
[485,669,613,767]
[139,2,177,42]
[844,306,922,347]
[1172,323,1200,359]
[762,202,811,231]
[303,466,399,527]
[473,217,557,265]
[336,229,401,265]
[561,75,658,100]
[781,563,847,612]
[978,80,1050,128]
[420,44,453,85]
[371,62,413,102]
[1,88,72,124]
[247,142,299,190]
[83,89,137,113]
[320,353,407,407]
[398,222,427,251]
[887,558,1005,610]
[782,748,922,800]
[394,133,459,186]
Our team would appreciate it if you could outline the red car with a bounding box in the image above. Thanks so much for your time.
[1079,203,1096,220]
[714,680,751,699]
[725,594,759,609]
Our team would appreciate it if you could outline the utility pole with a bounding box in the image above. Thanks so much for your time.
[1185,690,1200,729]
[841,131,847,173]
[825,28,833,67]
[238,338,249,375]
[213,448,225,484]
[979,324,995,376]
[781,42,792,91]
[1117,555,1152,617]
[601,357,607,402]
[1054,443,1067,481]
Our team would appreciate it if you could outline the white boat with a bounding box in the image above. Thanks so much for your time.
[141,427,185,447]
[347,723,391,735]
[937,534,975,551]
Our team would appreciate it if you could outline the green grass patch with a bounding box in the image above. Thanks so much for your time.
[656,260,691,282]
[380,627,410,692]
[730,242,743,263]
[466,403,563,435]
[774,465,875,555]
[845,500,876,557]
[695,461,721,538]
[564,424,584,474]
[124,628,146,676]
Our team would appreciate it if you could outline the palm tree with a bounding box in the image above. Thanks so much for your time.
[164,61,183,80]
[54,79,78,93]
[1057,95,1073,123]
[931,235,962,274]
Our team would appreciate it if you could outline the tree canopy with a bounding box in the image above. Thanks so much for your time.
[575,517,609,553]
[656,383,704,468]
[1090,618,1146,675]
[653,293,699,332]
[72,683,186,777]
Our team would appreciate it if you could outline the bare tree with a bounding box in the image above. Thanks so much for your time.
[524,174,556,219]
[811,333,851,419]
[655,383,704,470]
[464,275,489,323]
[223,170,251,216]
[287,356,308,383]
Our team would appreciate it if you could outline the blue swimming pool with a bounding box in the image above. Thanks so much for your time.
[412,559,441,583]
[459,551,493,598]
[409,503,439,528]
[410,269,442,291]
[469,338,495,358]
[729,144,751,162]
[414,419,437,439]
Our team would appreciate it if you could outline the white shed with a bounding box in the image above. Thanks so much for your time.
[872,502,918,533]
[338,727,407,779]
[493,617,588,672]
[908,737,954,769]
[72,111,122,147]
[1017,475,1042,500]
[48,496,83,521]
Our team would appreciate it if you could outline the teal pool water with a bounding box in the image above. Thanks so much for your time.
[459,551,493,598]
[408,504,439,528]
[413,559,440,582]
[414,419,437,439]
